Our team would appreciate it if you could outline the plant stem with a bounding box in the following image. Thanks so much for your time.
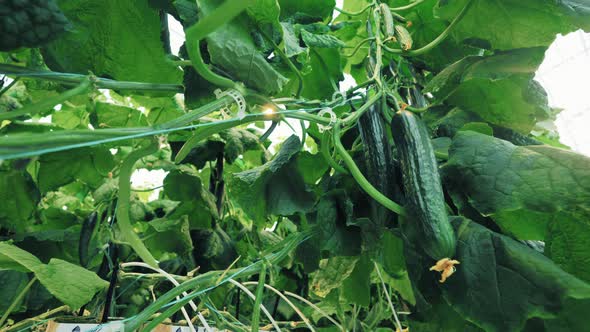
[0,64,183,92]
[333,123,406,216]
[124,230,314,331]
[344,37,375,58]
[249,263,267,331]
[390,0,425,11]
[383,0,474,56]
[0,277,37,328]
[260,29,304,98]
[116,139,160,268]
[186,39,239,90]
[435,151,449,160]
[0,78,92,121]
[334,3,374,16]
[321,131,348,174]
[342,90,381,125]
[0,305,69,332]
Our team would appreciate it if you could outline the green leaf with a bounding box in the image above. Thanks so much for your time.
[392,0,482,71]
[296,151,329,185]
[314,194,361,257]
[281,48,343,100]
[341,254,372,307]
[196,0,288,94]
[278,0,336,21]
[443,131,590,281]
[436,0,590,51]
[45,0,181,86]
[281,22,306,57]
[0,169,40,233]
[247,0,280,25]
[92,102,149,128]
[311,256,358,298]
[163,165,218,229]
[458,122,493,136]
[0,242,108,309]
[300,29,345,48]
[0,271,29,314]
[425,48,551,133]
[37,147,114,192]
[52,104,90,130]
[144,216,194,261]
[333,0,370,71]
[441,217,590,332]
[229,135,314,225]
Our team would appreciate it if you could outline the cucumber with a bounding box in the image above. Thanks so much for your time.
[391,110,456,260]
[379,3,395,39]
[358,103,401,227]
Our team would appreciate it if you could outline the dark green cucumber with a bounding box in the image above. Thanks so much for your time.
[357,103,401,227]
[391,110,456,259]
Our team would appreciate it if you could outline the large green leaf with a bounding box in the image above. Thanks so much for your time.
[0,169,40,233]
[163,165,218,229]
[441,217,590,332]
[436,0,590,51]
[278,0,336,20]
[44,0,181,85]
[311,256,358,298]
[389,0,482,71]
[442,131,590,282]
[37,147,115,192]
[229,135,314,225]
[196,0,288,94]
[0,242,108,309]
[425,48,551,133]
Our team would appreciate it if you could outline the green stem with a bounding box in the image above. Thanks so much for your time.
[344,37,375,58]
[321,131,348,174]
[0,277,37,328]
[0,127,153,160]
[435,151,449,160]
[250,263,267,331]
[186,39,239,90]
[0,64,183,92]
[116,139,160,268]
[283,111,333,126]
[0,78,92,121]
[334,3,374,16]
[333,123,406,216]
[185,0,253,42]
[0,305,69,332]
[390,0,425,11]
[126,230,314,331]
[260,29,303,97]
[383,0,474,56]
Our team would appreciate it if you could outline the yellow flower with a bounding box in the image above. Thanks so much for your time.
[429,258,460,283]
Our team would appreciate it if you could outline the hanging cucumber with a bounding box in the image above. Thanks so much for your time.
[391,110,457,280]
[379,3,396,40]
[357,103,401,227]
